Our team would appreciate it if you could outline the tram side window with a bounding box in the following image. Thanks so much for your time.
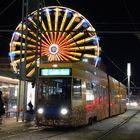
[86,82,94,103]
[98,86,102,103]
[72,78,82,99]
[86,82,93,90]
[103,87,108,102]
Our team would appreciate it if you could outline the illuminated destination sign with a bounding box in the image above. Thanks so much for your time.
[40,68,71,76]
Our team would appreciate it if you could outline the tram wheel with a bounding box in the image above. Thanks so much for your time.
[88,118,93,125]
[88,117,97,125]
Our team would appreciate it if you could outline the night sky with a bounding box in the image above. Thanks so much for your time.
[0,0,140,88]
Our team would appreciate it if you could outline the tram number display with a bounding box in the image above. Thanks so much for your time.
[40,68,72,76]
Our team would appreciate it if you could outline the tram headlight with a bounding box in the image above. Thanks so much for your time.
[37,108,44,114]
[60,108,68,115]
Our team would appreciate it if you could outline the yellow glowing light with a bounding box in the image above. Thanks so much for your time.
[10,6,100,80]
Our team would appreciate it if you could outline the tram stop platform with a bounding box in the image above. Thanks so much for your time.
[0,117,37,138]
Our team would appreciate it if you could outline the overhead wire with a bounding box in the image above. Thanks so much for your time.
[122,0,138,88]
[0,23,19,28]
[101,50,126,76]
[122,0,140,45]
[0,0,6,5]
[56,0,62,6]
[101,50,137,88]
[122,0,137,31]
[0,0,17,16]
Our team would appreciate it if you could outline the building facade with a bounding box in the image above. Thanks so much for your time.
[0,57,19,117]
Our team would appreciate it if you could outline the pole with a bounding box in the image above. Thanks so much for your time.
[16,0,25,122]
[34,0,40,110]
[128,75,130,99]
[127,63,131,104]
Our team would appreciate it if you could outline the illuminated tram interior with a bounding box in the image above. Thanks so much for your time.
[38,78,71,107]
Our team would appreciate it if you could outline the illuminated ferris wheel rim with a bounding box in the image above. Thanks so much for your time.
[13,6,97,39]
[10,5,100,78]
[29,6,96,29]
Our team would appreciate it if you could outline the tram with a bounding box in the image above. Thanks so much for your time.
[36,61,127,126]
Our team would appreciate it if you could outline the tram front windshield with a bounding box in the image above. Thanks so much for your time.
[38,78,71,107]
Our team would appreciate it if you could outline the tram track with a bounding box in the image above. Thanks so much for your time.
[38,131,67,140]
[0,125,72,140]
[36,110,140,140]
[94,110,140,140]
[37,126,77,140]
[1,110,140,140]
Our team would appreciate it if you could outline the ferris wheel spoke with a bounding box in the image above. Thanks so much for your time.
[12,58,25,64]
[26,68,35,77]
[68,32,85,43]
[69,36,95,47]
[28,16,37,29]
[83,54,98,58]
[45,9,54,42]
[29,14,52,45]
[18,32,37,44]
[39,16,52,44]
[48,55,54,61]
[53,8,59,43]
[67,52,82,57]
[57,13,77,44]
[11,50,36,55]
[56,10,68,44]
[41,33,52,45]
[58,54,69,61]
[63,53,80,61]
[70,45,98,51]
[60,32,84,47]
[41,50,50,56]
[26,61,35,69]
[57,54,67,61]
[56,11,68,44]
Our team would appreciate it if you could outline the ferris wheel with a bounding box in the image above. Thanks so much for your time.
[10,6,100,80]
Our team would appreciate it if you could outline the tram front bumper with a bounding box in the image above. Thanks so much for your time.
[36,116,71,126]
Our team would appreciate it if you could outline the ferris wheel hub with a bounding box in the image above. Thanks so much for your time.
[49,44,59,55]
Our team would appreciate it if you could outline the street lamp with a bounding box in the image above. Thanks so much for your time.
[127,63,131,103]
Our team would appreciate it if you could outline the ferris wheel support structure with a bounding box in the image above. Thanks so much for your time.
[17,0,43,122]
